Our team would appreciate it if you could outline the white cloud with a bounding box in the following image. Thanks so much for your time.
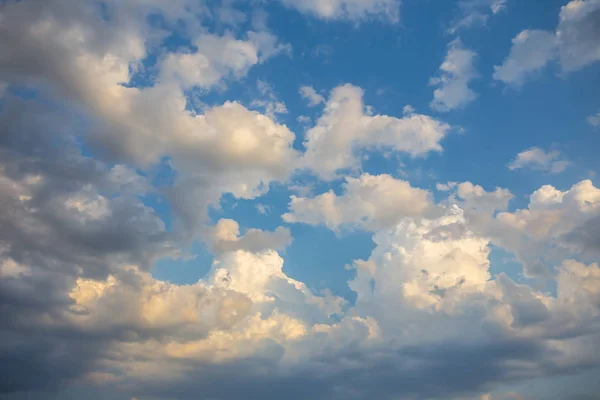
[588,111,600,127]
[508,147,570,173]
[160,34,262,89]
[494,0,600,86]
[555,0,600,71]
[448,0,507,34]
[297,115,312,124]
[463,180,600,276]
[208,219,293,254]
[455,181,514,213]
[493,30,557,87]
[256,203,270,215]
[299,85,325,107]
[251,80,289,119]
[283,173,433,230]
[3,1,600,400]
[436,181,458,192]
[276,0,400,22]
[302,84,450,180]
[430,39,478,112]
[350,207,492,313]
[402,104,415,115]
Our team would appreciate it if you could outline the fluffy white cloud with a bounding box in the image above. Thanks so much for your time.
[299,85,326,107]
[160,32,285,89]
[463,180,600,276]
[508,147,570,173]
[283,173,433,230]
[302,84,450,180]
[430,39,478,112]
[68,265,253,336]
[494,0,600,86]
[493,30,557,87]
[275,0,400,22]
[350,207,492,314]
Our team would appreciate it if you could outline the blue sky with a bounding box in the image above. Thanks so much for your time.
[1,0,600,399]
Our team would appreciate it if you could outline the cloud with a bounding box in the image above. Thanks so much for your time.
[302,84,450,180]
[251,80,289,120]
[508,147,570,173]
[2,1,600,400]
[494,0,600,86]
[588,111,600,127]
[159,32,285,89]
[275,0,400,22]
[436,181,458,192]
[493,30,557,87]
[462,180,600,276]
[430,39,478,112]
[283,173,434,231]
[455,181,514,213]
[0,0,297,238]
[208,219,293,255]
[349,207,492,313]
[555,0,600,72]
[448,0,507,34]
[299,85,326,107]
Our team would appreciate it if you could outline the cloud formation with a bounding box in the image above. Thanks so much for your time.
[430,38,478,112]
[299,85,326,107]
[448,0,507,34]
[302,84,450,180]
[283,173,433,230]
[494,0,600,86]
[275,0,400,22]
[1,1,599,400]
[508,147,570,173]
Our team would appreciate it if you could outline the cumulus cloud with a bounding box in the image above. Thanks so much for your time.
[430,38,478,112]
[2,1,600,400]
[275,0,400,22]
[494,0,600,86]
[283,173,434,231]
[160,32,286,89]
[302,84,450,180]
[0,0,297,237]
[508,147,570,173]
[461,180,600,276]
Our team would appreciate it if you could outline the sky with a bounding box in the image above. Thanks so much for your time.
[0,0,600,399]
